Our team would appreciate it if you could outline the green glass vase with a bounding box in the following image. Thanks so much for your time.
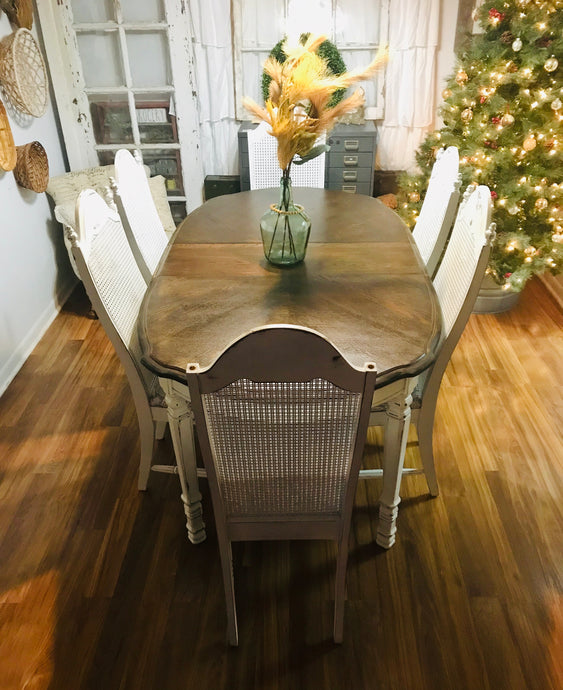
[260,176,311,266]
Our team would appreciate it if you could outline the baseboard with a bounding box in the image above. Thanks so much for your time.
[0,277,78,398]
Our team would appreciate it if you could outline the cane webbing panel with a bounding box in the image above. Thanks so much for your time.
[202,378,362,518]
[248,122,326,190]
[115,149,168,276]
[433,186,490,336]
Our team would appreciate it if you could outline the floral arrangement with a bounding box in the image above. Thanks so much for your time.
[243,34,387,178]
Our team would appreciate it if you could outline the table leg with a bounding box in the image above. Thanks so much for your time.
[160,378,206,544]
[376,393,412,549]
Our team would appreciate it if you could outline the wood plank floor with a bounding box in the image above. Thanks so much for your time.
[0,278,561,690]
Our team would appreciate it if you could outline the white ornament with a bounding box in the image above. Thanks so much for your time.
[512,38,523,51]
[551,98,562,111]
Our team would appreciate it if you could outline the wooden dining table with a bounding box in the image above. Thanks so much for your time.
[139,188,443,548]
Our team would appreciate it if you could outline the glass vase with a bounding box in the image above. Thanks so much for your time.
[260,176,311,266]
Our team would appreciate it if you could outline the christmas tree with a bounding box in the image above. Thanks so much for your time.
[398,0,562,292]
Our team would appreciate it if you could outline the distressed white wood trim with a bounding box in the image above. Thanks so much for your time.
[165,0,205,212]
[35,1,99,170]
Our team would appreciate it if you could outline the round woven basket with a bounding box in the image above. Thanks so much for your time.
[0,28,47,117]
[14,141,49,192]
[0,98,16,171]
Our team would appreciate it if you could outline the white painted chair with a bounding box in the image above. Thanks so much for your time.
[69,189,198,501]
[412,146,461,277]
[248,121,326,189]
[186,326,376,645]
[364,185,495,498]
[112,149,170,283]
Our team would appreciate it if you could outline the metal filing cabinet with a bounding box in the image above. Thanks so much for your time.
[238,121,377,195]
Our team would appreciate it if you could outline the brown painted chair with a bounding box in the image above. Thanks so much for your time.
[186,326,376,645]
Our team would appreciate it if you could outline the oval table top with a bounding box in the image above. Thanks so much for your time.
[139,188,443,387]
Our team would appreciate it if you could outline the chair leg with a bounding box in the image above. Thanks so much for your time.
[217,535,239,646]
[154,419,167,440]
[333,537,349,644]
[137,408,156,491]
[416,405,439,497]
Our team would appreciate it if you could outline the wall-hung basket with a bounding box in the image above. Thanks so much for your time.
[0,0,33,30]
[0,98,16,170]
[0,28,47,117]
[14,140,49,192]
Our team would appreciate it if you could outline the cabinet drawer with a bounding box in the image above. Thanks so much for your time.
[327,134,375,153]
[327,152,373,169]
[328,167,372,184]
[327,180,372,195]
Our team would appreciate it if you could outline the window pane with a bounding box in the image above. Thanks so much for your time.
[286,0,332,41]
[135,95,177,144]
[121,0,164,22]
[340,49,379,105]
[241,52,269,105]
[126,32,170,87]
[240,0,284,49]
[77,32,123,87]
[72,0,114,23]
[89,96,133,145]
[335,0,380,45]
[142,151,183,195]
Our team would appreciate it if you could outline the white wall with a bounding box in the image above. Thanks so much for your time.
[0,12,75,396]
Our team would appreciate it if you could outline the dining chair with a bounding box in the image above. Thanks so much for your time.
[112,148,170,283]
[70,189,198,500]
[412,146,461,277]
[186,326,376,645]
[364,184,495,496]
[248,121,326,189]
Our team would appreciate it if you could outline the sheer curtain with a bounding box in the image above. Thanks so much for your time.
[188,0,240,175]
[376,0,440,172]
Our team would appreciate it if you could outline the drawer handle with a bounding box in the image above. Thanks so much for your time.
[344,139,359,151]
[342,185,357,193]
[344,155,358,166]
[343,170,358,181]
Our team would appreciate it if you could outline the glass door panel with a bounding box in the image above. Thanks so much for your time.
[126,32,170,87]
[89,96,133,145]
[120,0,164,22]
[71,0,115,23]
[76,32,124,87]
[135,95,177,145]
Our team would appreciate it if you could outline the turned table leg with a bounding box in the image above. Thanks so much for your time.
[376,393,413,549]
[160,378,206,544]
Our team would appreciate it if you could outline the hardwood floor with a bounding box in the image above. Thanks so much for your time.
[0,278,561,690]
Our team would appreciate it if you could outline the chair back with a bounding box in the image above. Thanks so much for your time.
[248,121,326,189]
[412,146,461,276]
[187,326,376,540]
[428,185,495,388]
[113,149,169,283]
[71,189,154,396]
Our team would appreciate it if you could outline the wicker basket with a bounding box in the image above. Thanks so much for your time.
[0,0,33,30]
[0,98,16,171]
[13,141,49,192]
[0,28,47,117]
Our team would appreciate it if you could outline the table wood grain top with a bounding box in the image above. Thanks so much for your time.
[139,189,443,386]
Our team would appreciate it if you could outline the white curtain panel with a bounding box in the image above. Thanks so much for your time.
[189,0,240,175]
[377,0,440,172]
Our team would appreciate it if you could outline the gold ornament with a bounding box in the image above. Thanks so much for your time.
[544,57,558,73]
[551,98,562,111]
[461,107,473,122]
[508,205,519,215]
[455,70,468,85]
[535,198,548,210]
[523,135,536,151]
[408,191,420,203]
[501,112,515,126]
[442,88,452,99]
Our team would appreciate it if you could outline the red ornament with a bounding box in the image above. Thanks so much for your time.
[504,272,512,278]
[489,8,505,21]
[491,116,501,124]
[491,190,498,199]
[480,96,487,104]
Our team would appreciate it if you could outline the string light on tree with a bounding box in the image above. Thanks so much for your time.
[396,0,562,294]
